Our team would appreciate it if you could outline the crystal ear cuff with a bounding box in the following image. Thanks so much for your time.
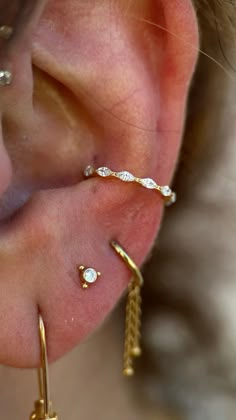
[84,165,176,205]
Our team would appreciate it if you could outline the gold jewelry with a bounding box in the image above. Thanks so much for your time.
[84,165,176,206]
[0,25,13,40]
[0,70,12,86]
[111,241,143,376]
[30,315,58,420]
[78,265,101,289]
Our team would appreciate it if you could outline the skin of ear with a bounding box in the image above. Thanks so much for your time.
[0,0,199,367]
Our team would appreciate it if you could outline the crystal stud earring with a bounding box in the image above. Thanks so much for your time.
[111,241,143,376]
[0,70,12,86]
[78,266,101,289]
[0,25,13,40]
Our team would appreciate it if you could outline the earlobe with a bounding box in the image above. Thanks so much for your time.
[0,0,199,367]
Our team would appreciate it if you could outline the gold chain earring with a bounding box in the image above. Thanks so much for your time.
[30,315,58,420]
[111,241,144,377]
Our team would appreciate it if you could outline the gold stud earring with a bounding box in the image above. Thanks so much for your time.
[30,315,58,420]
[78,265,101,289]
[111,241,143,377]
[0,25,13,40]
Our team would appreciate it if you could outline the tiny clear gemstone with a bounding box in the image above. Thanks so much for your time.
[0,70,12,86]
[170,192,177,204]
[83,268,98,284]
[0,25,13,40]
[161,186,172,197]
[166,192,177,207]
[84,165,94,177]
[165,192,177,206]
[96,167,112,177]
[139,178,158,189]
[115,171,135,182]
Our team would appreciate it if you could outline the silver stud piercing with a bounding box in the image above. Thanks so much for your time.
[78,265,101,289]
[84,165,176,206]
[0,25,13,40]
[0,70,12,86]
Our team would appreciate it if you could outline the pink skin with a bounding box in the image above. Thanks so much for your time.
[0,0,199,367]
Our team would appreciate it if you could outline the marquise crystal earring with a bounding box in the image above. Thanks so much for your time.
[84,165,176,206]
[30,315,58,420]
[111,241,143,377]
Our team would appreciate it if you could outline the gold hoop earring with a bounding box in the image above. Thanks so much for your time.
[111,241,143,377]
[30,315,58,420]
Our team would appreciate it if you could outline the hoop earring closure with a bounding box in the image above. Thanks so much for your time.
[111,241,143,288]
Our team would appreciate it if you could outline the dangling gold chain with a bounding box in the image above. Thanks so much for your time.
[123,280,142,376]
[111,241,144,376]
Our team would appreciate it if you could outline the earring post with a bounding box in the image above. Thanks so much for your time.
[30,315,58,420]
[39,315,50,419]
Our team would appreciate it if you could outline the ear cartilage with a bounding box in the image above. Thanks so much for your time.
[78,265,101,289]
[84,165,176,206]
[0,25,13,40]
[0,70,12,86]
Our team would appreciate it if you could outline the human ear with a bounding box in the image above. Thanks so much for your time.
[0,0,199,367]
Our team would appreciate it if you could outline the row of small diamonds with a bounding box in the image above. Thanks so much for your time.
[84,166,176,205]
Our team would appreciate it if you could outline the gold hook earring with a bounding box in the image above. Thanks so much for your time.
[111,241,144,377]
[30,315,58,420]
